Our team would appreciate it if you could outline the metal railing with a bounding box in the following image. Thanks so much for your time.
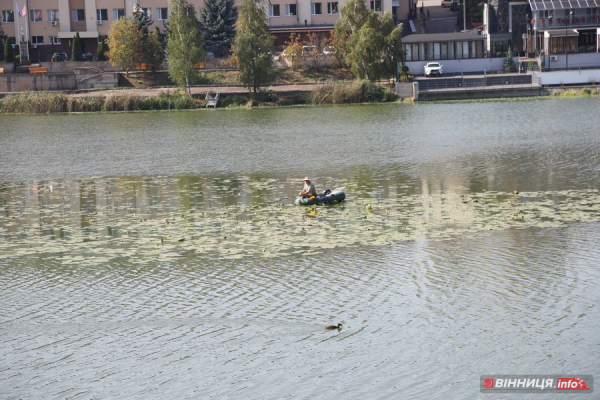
[417,73,538,92]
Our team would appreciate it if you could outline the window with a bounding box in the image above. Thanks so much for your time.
[311,3,322,15]
[31,36,44,44]
[370,0,382,12]
[327,2,338,14]
[49,36,61,45]
[157,8,168,20]
[96,9,108,21]
[47,10,59,22]
[30,9,42,23]
[72,9,85,22]
[140,7,151,18]
[2,10,15,23]
[113,9,125,20]
[269,4,280,17]
[285,4,297,16]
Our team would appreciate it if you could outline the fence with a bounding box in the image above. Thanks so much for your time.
[417,72,538,92]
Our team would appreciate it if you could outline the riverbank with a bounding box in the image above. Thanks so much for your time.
[0,80,398,113]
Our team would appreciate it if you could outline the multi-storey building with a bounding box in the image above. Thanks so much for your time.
[0,0,411,62]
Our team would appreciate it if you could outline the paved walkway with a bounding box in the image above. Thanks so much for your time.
[69,83,327,98]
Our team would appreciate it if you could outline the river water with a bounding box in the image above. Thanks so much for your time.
[1,99,599,399]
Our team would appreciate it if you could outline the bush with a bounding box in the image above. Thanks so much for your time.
[311,80,396,104]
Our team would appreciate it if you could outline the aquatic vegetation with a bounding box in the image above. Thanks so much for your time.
[1,176,599,266]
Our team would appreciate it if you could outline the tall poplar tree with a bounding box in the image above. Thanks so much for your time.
[167,0,206,94]
[4,37,14,63]
[198,0,238,57]
[230,0,274,94]
[71,32,83,61]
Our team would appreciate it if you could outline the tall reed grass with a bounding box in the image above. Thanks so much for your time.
[0,91,201,114]
[311,80,396,105]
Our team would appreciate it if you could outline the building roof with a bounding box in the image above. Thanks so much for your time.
[528,0,600,11]
[403,32,484,43]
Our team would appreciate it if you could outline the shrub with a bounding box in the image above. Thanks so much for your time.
[311,80,396,104]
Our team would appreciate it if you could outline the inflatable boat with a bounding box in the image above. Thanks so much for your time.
[294,190,346,206]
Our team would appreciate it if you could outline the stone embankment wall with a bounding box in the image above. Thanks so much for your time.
[0,73,77,92]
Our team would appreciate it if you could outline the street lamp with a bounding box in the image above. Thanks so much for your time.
[566,10,573,70]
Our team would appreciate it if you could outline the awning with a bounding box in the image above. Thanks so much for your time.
[57,31,99,39]
[528,0,600,11]
[545,29,580,37]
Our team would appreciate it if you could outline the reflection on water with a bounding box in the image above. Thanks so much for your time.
[1,98,599,399]
[2,176,599,264]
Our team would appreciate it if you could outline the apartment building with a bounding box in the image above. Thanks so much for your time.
[0,0,410,61]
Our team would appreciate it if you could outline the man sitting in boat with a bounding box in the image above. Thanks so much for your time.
[298,177,317,198]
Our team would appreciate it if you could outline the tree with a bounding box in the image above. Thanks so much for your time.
[282,33,305,71]
[4,37,14,63]
[198,0,238,57]
[167,0,206,94]
[145,29,166,73]
[72,31,82,61]
[230,0,274,94]
[503,46,515,72]
[108,17,143,75]
[96,39,107,61]
[133,7,152,36]
[336,0,404,81]
[306,33,326,70]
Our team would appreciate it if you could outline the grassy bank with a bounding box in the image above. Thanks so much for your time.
[123,67,356,88]
[0,91,201,113]
[0,81,397,113]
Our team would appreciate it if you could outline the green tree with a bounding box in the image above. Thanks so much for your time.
[167,0,206,94]
[72,31,82,61]
[108,17,143,75]
[3,37,14,63]
[336,0,404,81]
[231,0,274,94]
[198,0,238,57]
[96,38,107,61]
[145,29,166,73]
[133,7,153,36]
[503,46,515,72]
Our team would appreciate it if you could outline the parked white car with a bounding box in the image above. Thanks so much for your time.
[424,62,444,76]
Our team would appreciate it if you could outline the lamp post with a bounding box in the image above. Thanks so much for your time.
[566,10,573,70]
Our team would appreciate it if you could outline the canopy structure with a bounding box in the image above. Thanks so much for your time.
[528,0,600,11]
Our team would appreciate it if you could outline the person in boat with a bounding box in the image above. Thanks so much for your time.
[299,177,317,198]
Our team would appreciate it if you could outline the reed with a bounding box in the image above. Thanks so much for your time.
[311,80,396,105]
[0,91,202,114]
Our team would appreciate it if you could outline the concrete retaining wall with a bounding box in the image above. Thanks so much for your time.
[0,73,76,92]
[538,69,600,85]
[542,53,600,70]
[396,82,415,100]
[40,61,121,73]
[0,63,15,74]
[418,86,544,101]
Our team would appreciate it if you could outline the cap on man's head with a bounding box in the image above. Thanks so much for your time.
[304,177,310,181]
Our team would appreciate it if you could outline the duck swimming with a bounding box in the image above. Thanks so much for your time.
[325,323,342,330]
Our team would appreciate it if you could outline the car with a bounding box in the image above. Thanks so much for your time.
[302,45,316,56]
[323,46,336,55]
[82,52,93,61]
[52,52,68,61]
[441,0,452,6]
[424,62,443,76]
